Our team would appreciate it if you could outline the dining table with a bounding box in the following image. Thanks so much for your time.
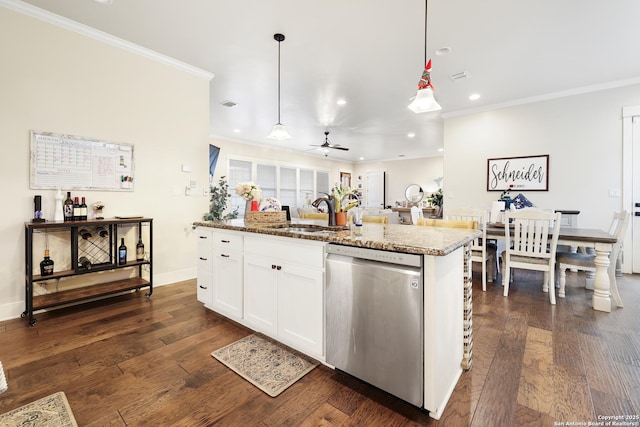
[485,223,618,312]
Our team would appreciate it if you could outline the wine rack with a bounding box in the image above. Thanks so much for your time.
[24,217,153,326]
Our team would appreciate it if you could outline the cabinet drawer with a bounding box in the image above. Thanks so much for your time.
[213,230,243,251]
[197,228,213,256]
[245,235,324,269]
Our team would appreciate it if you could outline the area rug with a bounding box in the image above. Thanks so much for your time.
[0,391,78,427]
[211,334,319,397]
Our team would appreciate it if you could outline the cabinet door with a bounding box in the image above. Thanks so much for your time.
[196,228,213,305]
[212,249,243,320]
[243,254,278,336]
[278,263,324,357]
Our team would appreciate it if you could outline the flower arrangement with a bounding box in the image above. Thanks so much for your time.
[93,201,105,211]
[427,188,443,207]
[235,181,262,201]
[331,183,359,212]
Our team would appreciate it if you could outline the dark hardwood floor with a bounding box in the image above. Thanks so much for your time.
[1,269,639,426]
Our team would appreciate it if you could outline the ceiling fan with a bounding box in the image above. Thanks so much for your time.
[310,131,350,157]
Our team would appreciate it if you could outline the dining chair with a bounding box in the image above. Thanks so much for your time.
[502,209,562,304]
[362,215,388,224]
[445,207,497,291]
[300,212,329,220]
[410,205,423,225]
[556,210,629,306]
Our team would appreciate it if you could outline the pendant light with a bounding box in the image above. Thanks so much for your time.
[408,0,442,113]
[267,33,292,140]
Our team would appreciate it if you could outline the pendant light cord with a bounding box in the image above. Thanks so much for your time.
[277,37,282,124]
[424,0,428,67]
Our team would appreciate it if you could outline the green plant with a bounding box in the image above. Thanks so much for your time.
[427,188,443,207]
[203,176,238,221]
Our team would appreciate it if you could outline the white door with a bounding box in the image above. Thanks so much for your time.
[243,254,278,335]
[632,116,640,272]
[366,170,385,208]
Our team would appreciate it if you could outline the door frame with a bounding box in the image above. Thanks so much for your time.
[621,105,640,273]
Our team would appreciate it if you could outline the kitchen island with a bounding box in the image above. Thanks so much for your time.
[193,218,480,420]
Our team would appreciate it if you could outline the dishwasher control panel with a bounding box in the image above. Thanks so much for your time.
[326,244,421,267]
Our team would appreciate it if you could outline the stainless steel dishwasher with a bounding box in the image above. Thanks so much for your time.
[326,244,423,407]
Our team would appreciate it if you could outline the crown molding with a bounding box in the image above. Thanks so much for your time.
[0,0,214,81]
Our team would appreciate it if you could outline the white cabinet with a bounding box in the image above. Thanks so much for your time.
[196,228,213,305]
[244,235,325,358]
[196,228,243,320]
[243,254,278,335]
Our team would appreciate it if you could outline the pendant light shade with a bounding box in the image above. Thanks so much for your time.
[267,33,291,140]
[409,0,442,113]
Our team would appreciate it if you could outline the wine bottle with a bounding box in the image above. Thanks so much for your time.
[40,249,54,276]
[136,235,144,261]
[79,228,92,240]
[80,197,88,220]
[96,226,109,238]
[64,192,74,221]
[118,238,127,265]
[73,197,81,221]
[78,256,92,271]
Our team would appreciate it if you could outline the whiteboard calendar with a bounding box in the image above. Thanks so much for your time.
[30,131,135,191]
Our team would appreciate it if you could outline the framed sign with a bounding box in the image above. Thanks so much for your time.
[487,154,549,191]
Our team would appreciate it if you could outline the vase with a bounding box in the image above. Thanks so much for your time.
[244,200,252,218]
[335,212,347,226]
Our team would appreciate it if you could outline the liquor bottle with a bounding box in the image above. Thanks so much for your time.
[80,197,88,220]
[79,228,92,240]
[96,226,109,238]
[118,238,127,265]
[73,197,81,221]
[78,256,92,271]
[40,249,54,276]
[136,234,145,261]
[64,192,74,221]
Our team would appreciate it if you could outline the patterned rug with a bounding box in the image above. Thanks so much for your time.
[0,391,77,426]
[211,334,319,397]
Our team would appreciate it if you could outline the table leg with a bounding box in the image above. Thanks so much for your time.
[592,243,612,312]
[462,243,473,370]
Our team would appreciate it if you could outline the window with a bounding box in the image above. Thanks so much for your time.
[256,164,277,199]
[228,159,251,215]
[317,171,330,196]
[300,169,314,206]
[280,167,297,209]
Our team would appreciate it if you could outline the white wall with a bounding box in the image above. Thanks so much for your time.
[354,156,443,207]
[0,7,211,320]
[444,84,640,229]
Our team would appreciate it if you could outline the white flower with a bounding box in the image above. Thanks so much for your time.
[235,181,262,201]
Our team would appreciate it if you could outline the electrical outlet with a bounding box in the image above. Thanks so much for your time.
[609,188,621,198]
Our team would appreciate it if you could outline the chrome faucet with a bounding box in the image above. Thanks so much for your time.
[312,193,336,226]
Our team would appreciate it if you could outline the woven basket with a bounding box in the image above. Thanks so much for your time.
[245,211,287,225]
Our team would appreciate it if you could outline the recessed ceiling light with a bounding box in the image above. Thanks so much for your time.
[435,47,451,56]
[233,129,241,133]
[469,93,481,101]
[336,99,347,106]
[407,132,415,138]
[359,157,365,161]
[94,0,113,4]
[398,154,405,158]
[438,148,444,152]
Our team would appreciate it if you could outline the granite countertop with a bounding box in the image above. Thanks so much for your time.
[193,219,480,256]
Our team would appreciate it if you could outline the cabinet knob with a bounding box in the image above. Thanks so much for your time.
[199,257,207,261]
[220,254,230,258]
[199,236,208,239]
[221,240,230,243]
[199,285,207,289]
[271,264,277,269]
[276,265,282,271]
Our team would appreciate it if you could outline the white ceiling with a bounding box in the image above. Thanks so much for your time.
[15,0,640,162]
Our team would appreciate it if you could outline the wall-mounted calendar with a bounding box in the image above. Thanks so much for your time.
[30,131,135,191]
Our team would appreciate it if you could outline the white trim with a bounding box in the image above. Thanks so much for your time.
[0,0,214,81]
[443,77,640,119]
[622,107,639,273]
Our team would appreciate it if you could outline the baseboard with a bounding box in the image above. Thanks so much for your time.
[0,301,26,322]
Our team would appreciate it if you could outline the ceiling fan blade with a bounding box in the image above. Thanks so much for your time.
[332,146,350,151]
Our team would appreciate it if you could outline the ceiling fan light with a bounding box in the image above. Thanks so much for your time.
[267,123,292,140]
[408,87,442,113]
